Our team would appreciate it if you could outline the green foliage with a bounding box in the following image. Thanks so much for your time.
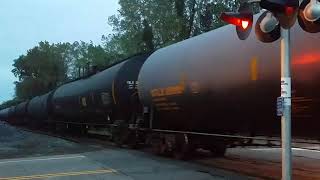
[11,41,112,101]
[0,99,20,109]
[102,0,247,58]
[12,41,68,100]
[69,41,112,78]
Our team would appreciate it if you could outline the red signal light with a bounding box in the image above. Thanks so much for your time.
[242,20,249,29]
[260,0,299,29]
[220,12,251,29]
[220,3,253,40]
[285,6,295,15]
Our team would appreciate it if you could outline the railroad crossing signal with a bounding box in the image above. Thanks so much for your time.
[255,11,281,42]
[260,0,299,29]
[221,0,320,41]
[220,2,253,40]
[221,1,320,180]
[298,0,320,33]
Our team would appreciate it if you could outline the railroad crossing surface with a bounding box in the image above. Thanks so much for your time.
[2,121,320,179]
[0,149,254,180]
[0,122,252,180]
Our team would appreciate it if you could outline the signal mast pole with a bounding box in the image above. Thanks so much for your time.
[248,1,293,178]
[280,28,292,180]
[222,0,320,179]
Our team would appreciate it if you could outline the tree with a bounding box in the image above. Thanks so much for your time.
[103,0,246,59]
[69,41,113,78]
[11,41,113,101]
[0,99,20,110]
[12,41,69,100]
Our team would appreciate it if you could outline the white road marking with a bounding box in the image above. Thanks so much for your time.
[248,148,280,151]
[0,155,86,164]
[248,147,320,153]
[292,148,320,152]
[0,169,117,180]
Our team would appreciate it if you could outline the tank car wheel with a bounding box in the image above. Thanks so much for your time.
[150,134,170,156]
[111,120,129,147]
[173,134,194,160]
[127,130,139,149]
[151,137,162,155]
[114,131,129,147]
[161,139,172,156]
[210,143,227,157]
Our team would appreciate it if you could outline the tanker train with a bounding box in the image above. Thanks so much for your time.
[1,14,320,158]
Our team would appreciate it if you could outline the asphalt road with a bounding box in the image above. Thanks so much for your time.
[0,123,253,180]
[3,121,320,179]
[0,148,254,180]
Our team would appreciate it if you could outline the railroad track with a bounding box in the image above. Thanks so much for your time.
[236,143,320,152]
[195,146,320,180]
[11,124,320,179]
[15,123,320,152]
[15,126,117,147]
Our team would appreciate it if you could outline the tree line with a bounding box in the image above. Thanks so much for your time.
[1,0,249,109]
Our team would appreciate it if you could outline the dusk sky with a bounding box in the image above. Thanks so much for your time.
[0,0,119,103]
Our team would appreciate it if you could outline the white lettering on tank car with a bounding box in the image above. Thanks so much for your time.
[127,81,138,90]
[101,92,111,105]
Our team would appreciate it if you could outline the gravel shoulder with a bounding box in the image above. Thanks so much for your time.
[0,122,103,159]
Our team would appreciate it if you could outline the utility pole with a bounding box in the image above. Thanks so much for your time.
[280,28,292,180]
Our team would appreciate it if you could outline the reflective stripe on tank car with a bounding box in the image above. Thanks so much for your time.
[112,80,117,104]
